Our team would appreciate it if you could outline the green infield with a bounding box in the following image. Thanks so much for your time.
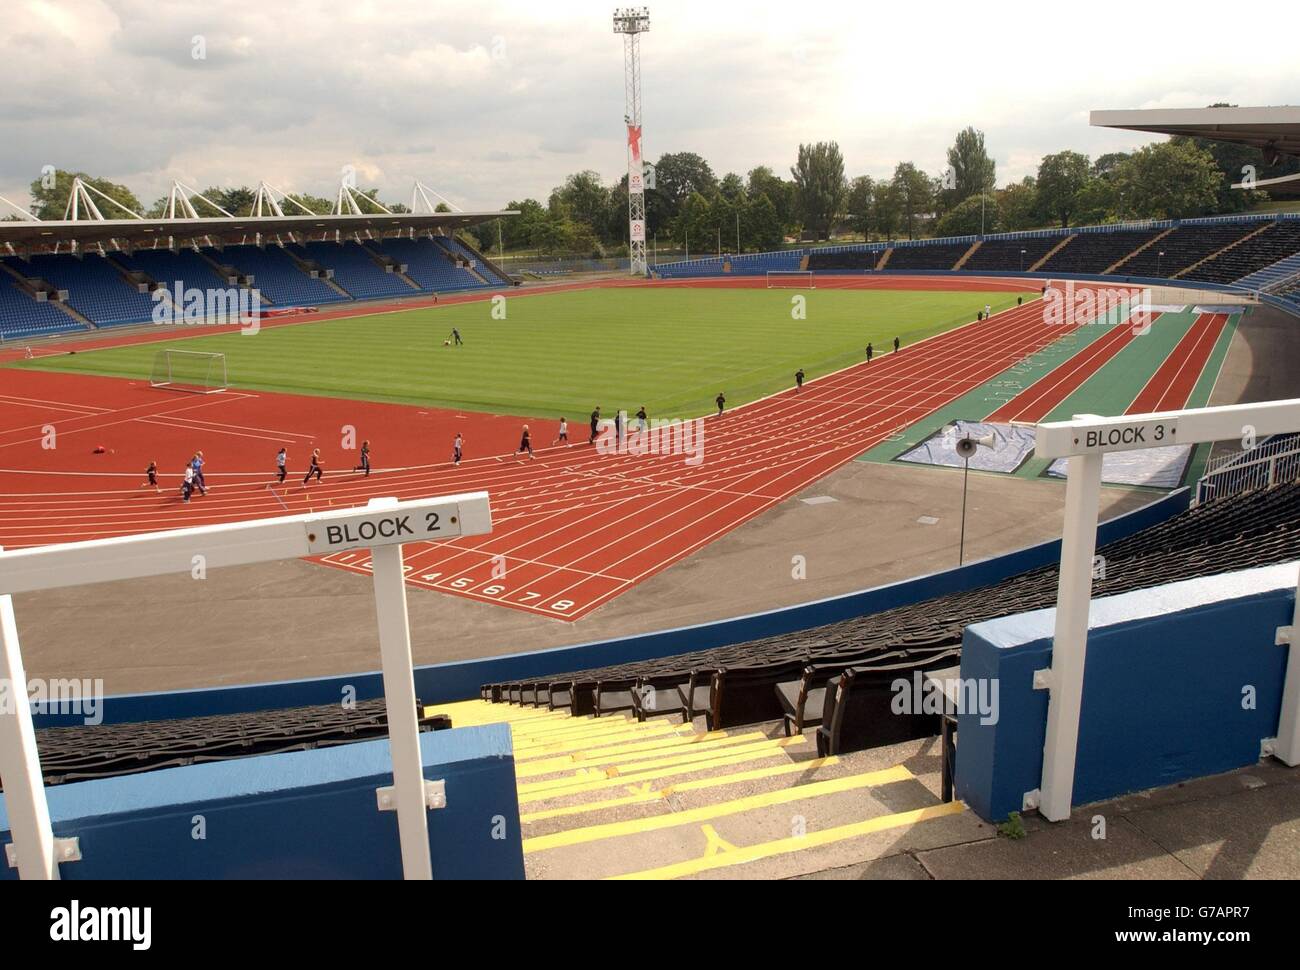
[10,286,1024,418]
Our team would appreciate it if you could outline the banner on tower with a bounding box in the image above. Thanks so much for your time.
[630,219,646,242]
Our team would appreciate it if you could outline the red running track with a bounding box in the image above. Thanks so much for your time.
[0,276,1059,621]
[1126,313,1230,414]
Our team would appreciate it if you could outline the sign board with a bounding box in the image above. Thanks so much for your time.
[305,495,491,555]
[630,219,646,243]
[1036,416,1179,459]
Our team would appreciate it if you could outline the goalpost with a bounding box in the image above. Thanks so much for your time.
[766,270,815,289]
[149,350,229,394]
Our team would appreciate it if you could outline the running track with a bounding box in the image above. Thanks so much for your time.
[1,276,1073,621]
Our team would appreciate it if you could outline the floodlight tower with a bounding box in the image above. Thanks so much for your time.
[613,7,650,277]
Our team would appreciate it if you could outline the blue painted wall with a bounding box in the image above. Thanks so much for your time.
[1,723,524,880]
[31,489,1189,728]
[955,562,1297,822]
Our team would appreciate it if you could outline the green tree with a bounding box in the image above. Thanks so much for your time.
[872,179,903,239]
[935,194,999,237]
[746,165,795,231]
[844,175,875,239]
[997,177,1040,231]
[943,127,996,208]
[743,193,784,251]
[1037,150,1092,227]
[790,141,847,240]
[29,169,143,220]
[891,162,933,240]
[1111,140,1221,220]
[549,170,611,241]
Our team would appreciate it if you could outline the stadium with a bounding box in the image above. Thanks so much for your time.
[0,1,1298,912]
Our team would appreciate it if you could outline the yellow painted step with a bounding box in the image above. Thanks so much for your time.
[523,764,913,854]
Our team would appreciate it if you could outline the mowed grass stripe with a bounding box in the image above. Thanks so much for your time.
[12,288,1021,418]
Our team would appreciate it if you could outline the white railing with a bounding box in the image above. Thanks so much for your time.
[1033,400,1300,822]
[0,492,492,880]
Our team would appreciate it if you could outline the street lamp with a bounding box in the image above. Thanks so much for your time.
[951,428,996,566]
[1020,247,1027,272]
[1157,250,1166,277]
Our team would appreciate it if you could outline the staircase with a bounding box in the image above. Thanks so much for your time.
[953,240,981,271]
[360,242,421,290]
[1105,226,1175,275]
[431,698,969,880]
[1029,234,1075,272]
[283,247,352,298]
[875,248,893,270]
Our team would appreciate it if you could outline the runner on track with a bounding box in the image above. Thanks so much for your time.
[142,461,160,493]
[275,447,288,484]
[589,407,601,444]
[191,451,207,494]
[182,465,195,504]
[453,433,464,466]
[353,440,371,477]
[517,424,535,461]
[303,449,323,485]
[552,418,569,447]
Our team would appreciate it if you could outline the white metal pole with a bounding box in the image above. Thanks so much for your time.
[1039,451,1103,821]
[1275,562,1300,766]
[370,537,433,880]
[0,570,59,880]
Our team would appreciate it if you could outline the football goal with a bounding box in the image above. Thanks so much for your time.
[149,350,229,394]
[766,270,815,289]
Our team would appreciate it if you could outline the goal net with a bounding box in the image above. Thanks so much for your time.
[766,270,815,289]
[149,350,229,394]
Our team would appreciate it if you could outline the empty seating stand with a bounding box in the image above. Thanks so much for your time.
[219,244,347,306]
[483,481,1300,754]
[25,252,158,327]
[1112,223,1257,278]
[291,241,416,300]
[1182,222,1300,285]
[1037,229,1162,275]
[376,237,492,292]
[961,236,1061,273]
[0,271,85,339]
[885,242,971,271]
[807,249,881,272]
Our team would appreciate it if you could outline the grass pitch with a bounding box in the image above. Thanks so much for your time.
[12,287,1023,418]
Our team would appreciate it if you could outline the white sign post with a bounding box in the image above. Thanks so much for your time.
[1034,400,1300,822]
[0,492,491,880]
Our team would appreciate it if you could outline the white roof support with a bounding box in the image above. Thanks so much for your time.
[1032,399,1300,822]
[0,492,493,880]
[411,180,461,214]
[0,195,39,221]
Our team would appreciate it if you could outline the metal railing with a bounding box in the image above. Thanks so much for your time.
[1196,433,1300,504]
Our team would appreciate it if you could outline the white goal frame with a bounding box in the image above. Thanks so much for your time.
[150,349,229,394]
[766,270,815,289]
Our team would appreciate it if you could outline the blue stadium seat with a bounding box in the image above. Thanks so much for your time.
[289,241,417,300]
[25,253,158,327]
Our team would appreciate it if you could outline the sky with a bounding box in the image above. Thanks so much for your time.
[1,0,1297,216]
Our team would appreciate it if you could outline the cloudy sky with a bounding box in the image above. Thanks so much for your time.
[2,0,1296,215]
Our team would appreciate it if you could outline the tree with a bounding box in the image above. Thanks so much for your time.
[943,127,996,208]
[1111,140,1221,220]
[746,165,795,232]
[29,169,143,220]
[790,141,847,240]
[872,179,903,239]
[743,193,784,251]
[1036,150,1092,227]
[934,194,999,237]
[891,162,933,240]
[651,152,717,211]
[844,175,875,239]
[549,170,611,241]
[997,177,1040,231]
[718,172,746,201]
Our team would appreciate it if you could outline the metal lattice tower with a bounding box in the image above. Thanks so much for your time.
[613,8,650,277]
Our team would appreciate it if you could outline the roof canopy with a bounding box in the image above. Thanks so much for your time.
[0,210,516,252]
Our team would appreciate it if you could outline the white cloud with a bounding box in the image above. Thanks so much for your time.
[0,0,1296,211]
